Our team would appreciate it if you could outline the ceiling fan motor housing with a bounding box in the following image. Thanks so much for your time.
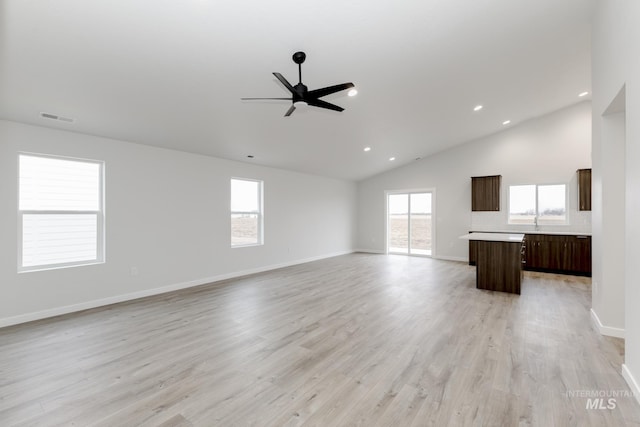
[292,51,306,64]
[293,83,308,101]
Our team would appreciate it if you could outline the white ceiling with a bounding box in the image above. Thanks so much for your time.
[0,0,594,181]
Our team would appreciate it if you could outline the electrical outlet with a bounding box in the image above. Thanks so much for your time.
[130,266,139,276]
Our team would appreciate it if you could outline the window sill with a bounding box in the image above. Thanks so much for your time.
[18,260,105,274]
[231,243,263,249]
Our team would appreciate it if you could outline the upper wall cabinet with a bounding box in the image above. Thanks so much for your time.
[471,175,501,211]
[577,168,592,211]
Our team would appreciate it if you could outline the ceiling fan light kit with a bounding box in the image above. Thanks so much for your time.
[241,51,355,117]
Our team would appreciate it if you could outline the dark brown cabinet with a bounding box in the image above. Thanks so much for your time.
[578,168,592,211]
[571,237,592,273]
[471,175,501,211]
[468,240,478,265]
[523,234,591,275]
[476,240,523,294]
[471,232,591,275]
[528,236,565,270]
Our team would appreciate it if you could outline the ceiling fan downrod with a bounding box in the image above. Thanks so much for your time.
[292,51,306,85]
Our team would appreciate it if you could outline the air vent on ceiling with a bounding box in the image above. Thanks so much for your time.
[40,112,75,123]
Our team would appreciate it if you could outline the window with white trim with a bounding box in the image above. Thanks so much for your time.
[508,183,567,225]
[230,178,263,247]
[19,154,104,271]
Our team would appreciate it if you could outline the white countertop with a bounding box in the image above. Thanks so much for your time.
[471,230,591,236]
[460,232,525,242]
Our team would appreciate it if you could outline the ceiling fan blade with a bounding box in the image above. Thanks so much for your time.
[284,104,296,117]
[306,98,344,112]
[241,97,292,100]
[307,82,355,99]
[273,72,296,94]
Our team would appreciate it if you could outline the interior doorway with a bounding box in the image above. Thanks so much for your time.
[386,190,434,256]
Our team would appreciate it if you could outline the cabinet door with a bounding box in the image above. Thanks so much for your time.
[525,235,547,269]
[541,239,559,270]
[558,238,574,272]
[571,236,592,273]
[471,175,501,211]
[525,237,539,268]
[578,169,592,211]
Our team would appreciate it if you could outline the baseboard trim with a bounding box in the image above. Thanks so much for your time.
[622,364,640,406]
[590,308,625,338]
[433,255,467,262]
[352,250,466,262]
[353,248,386,254]
[0,250,354,329]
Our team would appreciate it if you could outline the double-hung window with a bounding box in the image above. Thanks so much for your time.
[18,154,104,271]
[508,184,567,225]
[230,178,263,247]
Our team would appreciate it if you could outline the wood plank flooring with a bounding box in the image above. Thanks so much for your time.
[1,253,639,426]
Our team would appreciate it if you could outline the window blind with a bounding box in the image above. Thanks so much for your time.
[19,154,103,271]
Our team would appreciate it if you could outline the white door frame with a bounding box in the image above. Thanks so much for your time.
[385,188,436,257]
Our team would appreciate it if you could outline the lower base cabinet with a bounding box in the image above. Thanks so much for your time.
[476,240,522,294]
[469,233,591,276]
[524,234,591,276]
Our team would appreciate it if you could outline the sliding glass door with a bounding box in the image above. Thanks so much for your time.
[387,191,433,256]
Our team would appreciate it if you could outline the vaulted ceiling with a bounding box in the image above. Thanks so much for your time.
[0,0,594,180]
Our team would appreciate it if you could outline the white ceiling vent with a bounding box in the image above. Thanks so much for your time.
[40,112,75,123]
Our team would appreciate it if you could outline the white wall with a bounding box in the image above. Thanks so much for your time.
[592,0,640,403]
[592,105,626,337]
[591,0,628,339]
[0,119,357,326]
[356,102,592,260]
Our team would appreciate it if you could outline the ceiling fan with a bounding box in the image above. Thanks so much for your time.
[241,51,355,117]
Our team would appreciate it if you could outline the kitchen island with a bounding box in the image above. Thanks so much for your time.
[460,232,525,294]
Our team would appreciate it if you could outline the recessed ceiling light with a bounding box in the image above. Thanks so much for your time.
[348,89,358,97]
[473,105,483,112]
[578,91,589,97]
[502,120,511,125]
[389,157,396,161]
[363,147,371,152]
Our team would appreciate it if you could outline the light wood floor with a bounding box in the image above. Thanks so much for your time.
[1,254,639,426]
